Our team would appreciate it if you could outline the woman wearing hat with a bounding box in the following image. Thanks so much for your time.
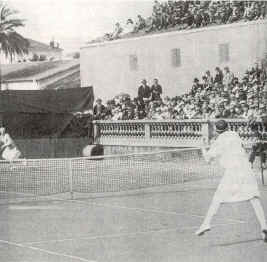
[196,120,267,242]
[0,127,21,163]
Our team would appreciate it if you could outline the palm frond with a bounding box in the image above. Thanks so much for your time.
[0,3,28,60]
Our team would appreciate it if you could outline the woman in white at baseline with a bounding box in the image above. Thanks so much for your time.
[0,127,21,163]
[196,120,267,242]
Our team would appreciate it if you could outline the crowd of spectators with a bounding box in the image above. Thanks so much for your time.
[92,1,267,42]
[93,62,267,121]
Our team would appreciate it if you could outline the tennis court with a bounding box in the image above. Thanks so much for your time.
[0,148,267,262]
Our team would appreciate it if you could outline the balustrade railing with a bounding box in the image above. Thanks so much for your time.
[150,121,204,140]
[93,119,267,147]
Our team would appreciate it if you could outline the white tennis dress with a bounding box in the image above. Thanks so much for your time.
[1,134,21,162]
[205,131,260,203]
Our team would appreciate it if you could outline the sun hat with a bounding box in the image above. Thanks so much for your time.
[215,120,228,133]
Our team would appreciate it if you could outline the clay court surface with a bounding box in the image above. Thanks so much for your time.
[0,175,267,262]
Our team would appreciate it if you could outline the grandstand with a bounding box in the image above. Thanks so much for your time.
[81,19,267,102]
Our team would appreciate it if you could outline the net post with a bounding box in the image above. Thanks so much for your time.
[68,159,74,200]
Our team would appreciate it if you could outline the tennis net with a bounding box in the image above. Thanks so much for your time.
[0,148,223,203]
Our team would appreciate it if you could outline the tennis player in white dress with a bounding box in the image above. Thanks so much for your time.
[0,127,21,162]
[196,120,267,242]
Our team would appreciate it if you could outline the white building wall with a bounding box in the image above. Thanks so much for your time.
[2,81,38,90]
[80,20,267,101]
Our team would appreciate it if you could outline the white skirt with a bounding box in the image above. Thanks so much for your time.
[2,147,21,162]
[214,157,260,203]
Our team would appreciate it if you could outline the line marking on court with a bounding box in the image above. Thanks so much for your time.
[24,222,245,246]
[0,239,95,262]
[8,205,64,210]
[63,198,245,224]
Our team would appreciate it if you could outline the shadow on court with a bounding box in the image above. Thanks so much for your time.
[0,177,267,262]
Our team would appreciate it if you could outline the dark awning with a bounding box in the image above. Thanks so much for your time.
[0,87,94,138]
[0,86,94,113]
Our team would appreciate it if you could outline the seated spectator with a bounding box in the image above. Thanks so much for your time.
[93,98,106,120]
[134,15,146,32]
[234,105,244,118]
[260,2,267,19]
[124,19,135,34]
[241,103,251,119]
[205,70,214,86]
[193,8,203,28]
[182,9,195,28]
[90,1,266,43]
[145,16,155,33]
[230,3,242,23]
[111,22,123,40]
[151,107,163,120]
[215,103,230,118]
[191,78,202,94]
[99,59,267,122]
[121,97,135,120]
[201,9,210,26]
[229,104,237,118]
[223,66,234,89]
[112,106,123,120]
[256,104,267,121]
[133,97,146,119]
[160,106,171,119]
[104,100,115,120]
[202,106,211,119]
[244,2,257,21]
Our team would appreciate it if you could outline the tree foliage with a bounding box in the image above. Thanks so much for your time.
[0,2,29,61]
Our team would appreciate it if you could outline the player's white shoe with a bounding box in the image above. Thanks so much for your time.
[195,225,211,236]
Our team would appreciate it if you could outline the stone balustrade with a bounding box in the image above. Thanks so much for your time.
[93,119,267,148]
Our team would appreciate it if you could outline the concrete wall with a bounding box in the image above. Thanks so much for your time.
[80,20,267,101]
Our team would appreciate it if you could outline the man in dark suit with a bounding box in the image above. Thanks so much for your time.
[138,79,151,102]
[214,67,224,84]
[151,78,162,101]
[93,98,106,120]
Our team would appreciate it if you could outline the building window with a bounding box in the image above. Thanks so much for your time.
[129,54,138,71]
[171,48,181,67]
[219,43,229,63]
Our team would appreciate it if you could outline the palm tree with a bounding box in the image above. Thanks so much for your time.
[0,3,29,61]
[0,2,29,89]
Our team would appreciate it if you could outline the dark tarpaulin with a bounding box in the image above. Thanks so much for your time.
[0,87,94,138]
